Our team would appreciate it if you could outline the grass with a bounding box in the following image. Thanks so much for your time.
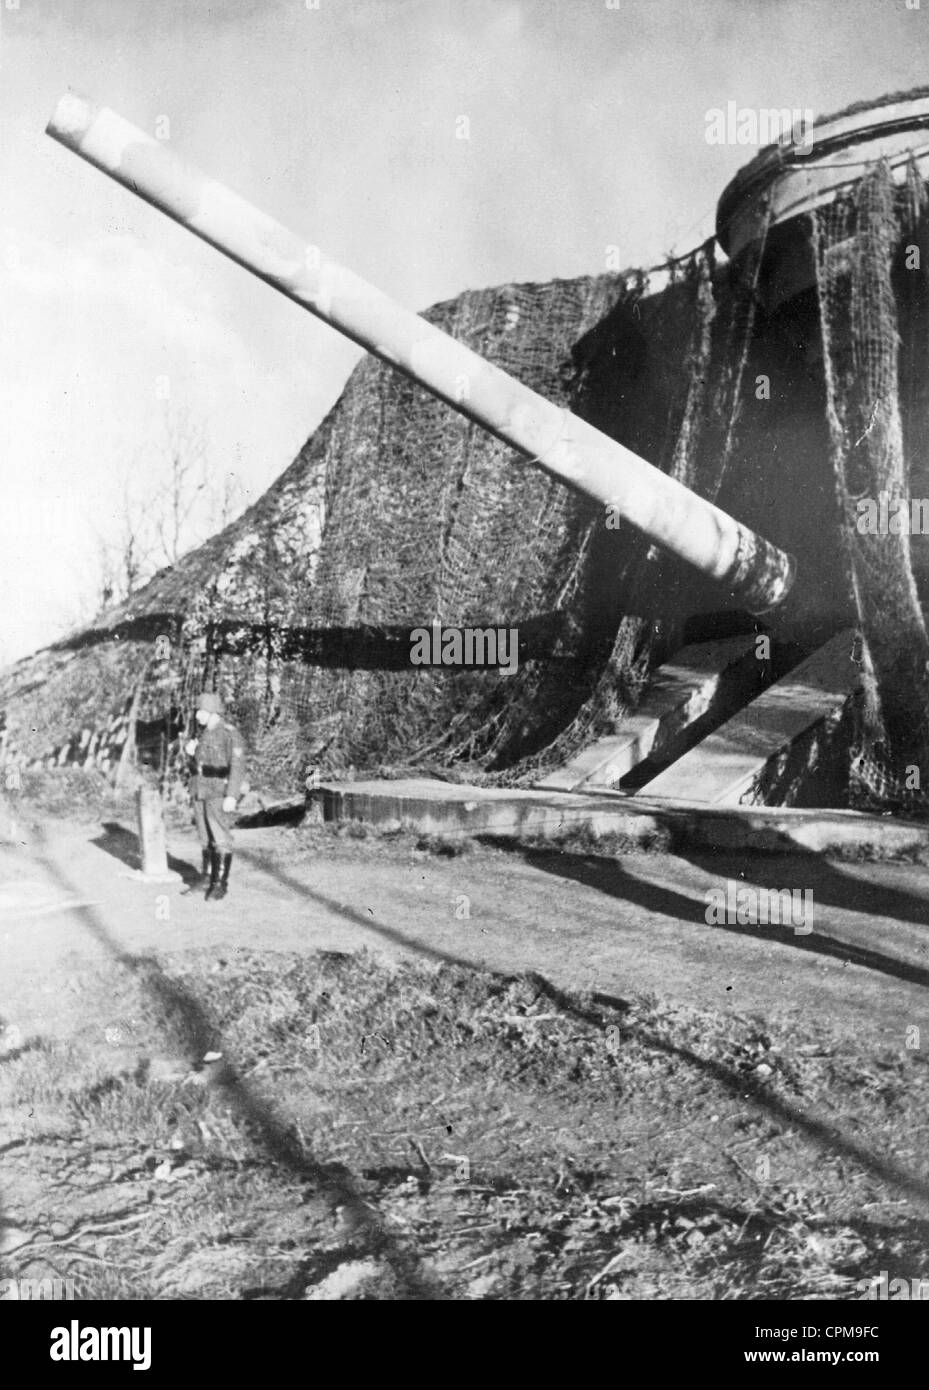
[10,767,200,832]
[14,768,131,825]
[2,948,927,1301]
[514,821,675,857]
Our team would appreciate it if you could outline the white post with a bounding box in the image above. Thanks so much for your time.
[136,782,169,877]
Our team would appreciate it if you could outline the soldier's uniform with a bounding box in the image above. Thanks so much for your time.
[188,693,246,900]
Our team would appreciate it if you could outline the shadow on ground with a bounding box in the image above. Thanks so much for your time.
[91,821,202,888]
[491,842,929,990]
[25,823,448,1300]
[6,817,929,1302]
[236,844,929,1216]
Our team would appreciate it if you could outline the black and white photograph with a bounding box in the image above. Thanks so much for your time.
[1,0,929,1347]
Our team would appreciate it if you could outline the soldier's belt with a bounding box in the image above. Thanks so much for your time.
[199,765,231,778]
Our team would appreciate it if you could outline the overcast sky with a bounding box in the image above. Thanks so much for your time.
[1,0,927,663]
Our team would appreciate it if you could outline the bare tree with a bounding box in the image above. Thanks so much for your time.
[87,408,245,617]
[207,463,245,534]
[117,474,151,595]
[152,411,207,567]
[89,476,155,615]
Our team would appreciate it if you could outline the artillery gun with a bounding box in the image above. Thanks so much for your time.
[47,94,795,617]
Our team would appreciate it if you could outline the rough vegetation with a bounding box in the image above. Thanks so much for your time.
[2,948,926,1301]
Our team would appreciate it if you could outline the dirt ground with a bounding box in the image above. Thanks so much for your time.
[1,790,928,1300]
[3,808,929,1044]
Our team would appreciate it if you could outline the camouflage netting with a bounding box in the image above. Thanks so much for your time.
[276,242,766,780]
[0,246,765,790]
[6,102,929,807]
[813,156,929,808]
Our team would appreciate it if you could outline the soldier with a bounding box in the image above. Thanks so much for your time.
[185,691,246,901]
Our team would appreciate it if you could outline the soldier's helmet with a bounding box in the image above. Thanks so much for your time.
[196,691,224,715]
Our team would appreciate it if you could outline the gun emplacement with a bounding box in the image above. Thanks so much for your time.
[47,93,796,614]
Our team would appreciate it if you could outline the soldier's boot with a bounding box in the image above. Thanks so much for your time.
[204,848,221,901]
[211,853,233,902]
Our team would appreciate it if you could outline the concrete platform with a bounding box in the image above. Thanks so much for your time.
[534,634,762,791]
[315,776,927,860]
[639,630,859,805]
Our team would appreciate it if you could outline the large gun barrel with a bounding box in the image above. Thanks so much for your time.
[47,93,795,613]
